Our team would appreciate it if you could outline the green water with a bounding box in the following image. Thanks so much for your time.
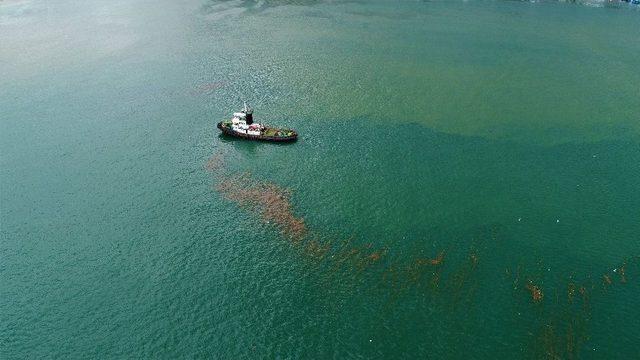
[2,0,639,358]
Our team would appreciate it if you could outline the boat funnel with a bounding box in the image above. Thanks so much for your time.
[244,103,254,125]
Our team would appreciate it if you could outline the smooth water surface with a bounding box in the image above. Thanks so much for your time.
[2,0,639,358]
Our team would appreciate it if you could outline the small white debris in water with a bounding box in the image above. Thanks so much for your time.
[556,219,560,223]
[613,269,617,273]
[593,154,597,158]
[518,218,522,222]
[369,339,372,343]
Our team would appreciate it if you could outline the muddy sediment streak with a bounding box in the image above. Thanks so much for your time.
[205,152,306,240]
[215,173,307,240]
[205,152,639,358]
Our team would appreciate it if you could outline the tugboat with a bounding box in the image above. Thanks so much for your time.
[217,104,297,142]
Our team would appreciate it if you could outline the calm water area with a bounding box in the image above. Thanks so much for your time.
[1,0,639,358]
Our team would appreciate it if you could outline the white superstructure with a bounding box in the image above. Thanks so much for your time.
[230,104,264,136]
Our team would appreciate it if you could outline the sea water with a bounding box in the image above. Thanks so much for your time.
[1,0,639,358]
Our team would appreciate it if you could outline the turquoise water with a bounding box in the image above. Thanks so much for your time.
[1,0,639,358]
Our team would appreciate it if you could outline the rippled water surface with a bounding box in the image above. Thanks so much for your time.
[2,0,639,358]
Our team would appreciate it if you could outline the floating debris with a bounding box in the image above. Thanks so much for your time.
[526,281,544,303]
[600,256,639,289]
[618,262,627,283]
[445,249,482,307]
[469,251,479,267]
[567,282,576,303]
[415,251,445,266]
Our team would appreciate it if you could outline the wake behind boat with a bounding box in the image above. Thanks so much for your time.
[217,104,298,142]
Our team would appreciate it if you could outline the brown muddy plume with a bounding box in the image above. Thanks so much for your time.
[215,173,307,240]
[526,276,593,360]
[526,281,544,303]
[205,151,639,359]
[191,81,227,95]
[205,153,307,240]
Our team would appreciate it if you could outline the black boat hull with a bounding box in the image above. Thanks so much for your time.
[217,122,298,142]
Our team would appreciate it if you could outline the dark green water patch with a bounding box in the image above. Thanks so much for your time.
[210,119,639,358]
